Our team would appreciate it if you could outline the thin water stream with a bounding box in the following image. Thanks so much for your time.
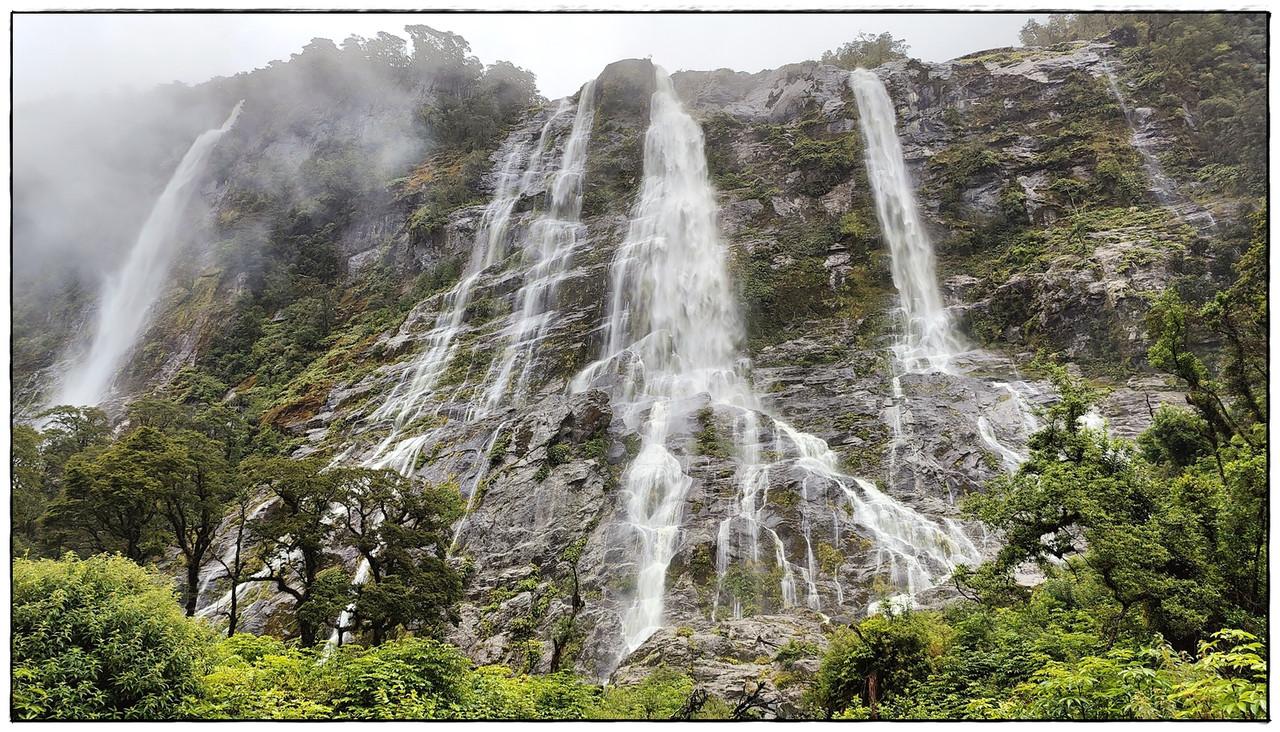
[57,101,244,408]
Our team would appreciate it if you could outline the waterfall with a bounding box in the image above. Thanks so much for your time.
[324,104,581,645]
[850,69,961,374]
[478,79,597,414]
[850,68,1047,492]
[55,101,244,408]
[358,115,558,474]
[1099,59,1216,231]
[574,68,753,655]
[577,67,984,661]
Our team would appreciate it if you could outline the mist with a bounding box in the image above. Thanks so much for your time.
[11,14,1040,409]
[12,25,520,408]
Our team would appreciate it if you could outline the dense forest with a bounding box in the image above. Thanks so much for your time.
[11,12,1267,720]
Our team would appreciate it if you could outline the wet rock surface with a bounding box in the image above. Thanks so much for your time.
[182,46,1201,697]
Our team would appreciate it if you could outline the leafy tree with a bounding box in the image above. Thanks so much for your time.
[13,553,212,720]
[43,426,184,562]
[247,455,344,646]
[335,467,463,645]
[31,405,112,504]
[965,364,1258,647]
[588,667,698,720]
[1138,404,1214,471]
[12,424,46,554]
[36,404,112,458]
[157,430,236,616]
[405,24,484,98]
[329,637,473,718]
[808,606,937,718]
[459,666,600,719]
[820,32,909,69]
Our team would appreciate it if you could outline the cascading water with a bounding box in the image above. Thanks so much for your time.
[850,67,963,503]
[478,80,597,414]
[576,67,987,662]
[573,68,756,655]
[326,104,580,645]
[55,101,244,408]
[850,69,1042,496]
[357,118,555,474]
[850,69,960,375]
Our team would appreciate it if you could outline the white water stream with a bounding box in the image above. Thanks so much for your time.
[576,67,988,661]
[573,68,755,655]
[358,136,536,473]
[850,69,960,374]
[327,89,601,646]
[56,101,244,408]
[478,80,597,414]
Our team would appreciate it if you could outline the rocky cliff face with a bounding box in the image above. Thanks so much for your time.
[25,40,1243,713]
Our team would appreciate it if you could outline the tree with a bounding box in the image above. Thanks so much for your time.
[43,426,184,562]
[329,637,473,718]
[588,667,698,720]
[247,455,343,646]
[210,483,261,637]
[993,630,1267,720]
[32,404,112,496]
[335,467,463,645]
[12,554,211,720]
[1138,404,1214,472]
[179,634,335,719]
[964,365,1235,648]
[808,606,935,718]
[37,404,112,456]
[820,32,909,70]
[157,430,236,616]
[405,24,483,98]
[12,424,46,554]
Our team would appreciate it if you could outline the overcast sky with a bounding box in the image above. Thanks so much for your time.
[13,11,1050,105]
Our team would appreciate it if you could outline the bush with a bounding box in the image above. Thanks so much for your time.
[330,638,472,719]
[181,635,334,719]
[12,553,212,720]
[547,443,572,466]
[589,667,695,720]
[808,607,937,718]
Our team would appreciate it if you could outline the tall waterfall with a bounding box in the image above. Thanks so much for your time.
[577,67,982,660]
[326,90,596,645]
[55,101,244,407]
[575,68,753,655]
[358,108,565,474]
[850,69,960,374]
[479,79,598,413]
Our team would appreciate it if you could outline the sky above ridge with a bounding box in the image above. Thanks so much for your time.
[12,11,1048,105]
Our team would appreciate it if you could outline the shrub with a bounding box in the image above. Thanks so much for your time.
[547,443,572,466]
[807,608,936,718]
[12,553,212,720]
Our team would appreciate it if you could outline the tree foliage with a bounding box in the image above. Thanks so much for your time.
[808,605,937,718]
[335,467,464,645]
[820,31,910,69]
[12,554,212,720]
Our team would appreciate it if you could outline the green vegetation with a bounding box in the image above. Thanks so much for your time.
[803,601,1266,720]
[820,32,910,69]
[13,554,211,720]
[1020,13,1266,195]
[9,18,1268,723]
[19,380,463,651]
[693,407,732,458]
